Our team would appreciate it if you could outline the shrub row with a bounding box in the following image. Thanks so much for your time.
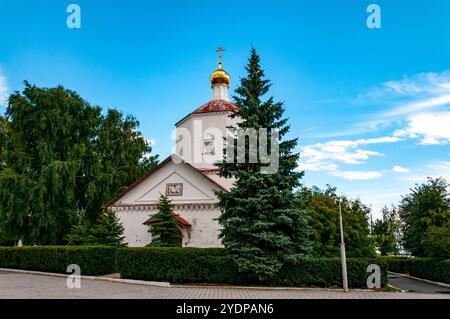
[0,246,117,276]
[378,256,450,284]
[116,247,388,288]
[0,246,389,287]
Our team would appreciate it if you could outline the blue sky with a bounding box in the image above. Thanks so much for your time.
[1,0,450,218]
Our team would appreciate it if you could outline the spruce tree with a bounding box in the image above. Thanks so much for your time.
[148,194,182,247]
[66,210,126,247]
[215,48,311,280]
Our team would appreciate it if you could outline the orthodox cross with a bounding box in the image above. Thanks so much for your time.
[216,47,226,64]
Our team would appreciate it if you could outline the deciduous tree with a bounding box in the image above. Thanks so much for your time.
[297,185,375,257]
[372,206,401,256]
[0,82,157,245]
[399,177,450,257]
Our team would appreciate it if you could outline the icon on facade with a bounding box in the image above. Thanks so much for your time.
[166,183,183,196]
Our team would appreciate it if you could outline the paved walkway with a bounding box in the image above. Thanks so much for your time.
[1,270,449,299]
[388,272,450,294]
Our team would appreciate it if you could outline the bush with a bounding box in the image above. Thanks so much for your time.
[0,246,117,276]
[377,256,411,274]
[277,257,388,288]
[378,256,450,284]
[423,222,450,259]
[117,247,388,288]
[116,247,247,284]
[408,259,450,283]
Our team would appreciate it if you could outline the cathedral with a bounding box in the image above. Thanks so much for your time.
[106,52,239,247]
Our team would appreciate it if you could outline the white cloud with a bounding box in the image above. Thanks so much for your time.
[401,161,450,182]
[299,162,339,172]
[0,69,8,106]
[364,71,450,101]
[427,161,450,180]
[347,190,406,219]
[314,71,450,139]
[146,138,157,146]
[386,72,450,95]
[394,112,450,145]
[329,170,383,181]
[352,71,450,146]
[376,72,450,117]
[392,165,410,173]
[300,71,450,182]
[299,136,400,172]
[383,94,450,117]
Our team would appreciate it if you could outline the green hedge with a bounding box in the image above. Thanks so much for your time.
[0,246,391,287]
[276,257,388,288]
[377,257,411,274]
[116,247,388,288]
[116,248,246,284]
[379,256,450,284]
[0,246,117,276]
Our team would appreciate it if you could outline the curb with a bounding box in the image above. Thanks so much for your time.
[0,268,170,287]
[388,271,450,289]
[169,284,374,292]
[387,284,405,292]
[1,268,374,292]
[0,268,392,292]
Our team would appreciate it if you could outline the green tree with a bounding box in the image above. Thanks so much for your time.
[423,221,450,259]
[215,48,311,280]
[0,82,157,245]
[372,206,401,256]
[296,186,340,257]
[297,185,375,258]
[66,210,126,246]
[0,117,7,169]
[147,194,181,247]
[399,177,450,257]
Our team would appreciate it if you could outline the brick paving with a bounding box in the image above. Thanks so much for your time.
[0,271,449,299]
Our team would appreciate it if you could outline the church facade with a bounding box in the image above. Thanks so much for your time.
[106,55,239,247]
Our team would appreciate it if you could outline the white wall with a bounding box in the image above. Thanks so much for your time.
[175,112,240,169]
[115,206,223,248]
[116,160,220,206]
[111,159,225,248]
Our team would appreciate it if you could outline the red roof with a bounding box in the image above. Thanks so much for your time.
[143,212,191,226]
[196,168,221,173]
[193,100,239,114]
[174,214,191,226]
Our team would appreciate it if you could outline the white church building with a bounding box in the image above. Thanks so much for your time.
[106,53,239,247]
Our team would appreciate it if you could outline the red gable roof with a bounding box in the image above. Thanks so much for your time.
[173,214,191,226]
[193,100,239,114]
[143,212,191,226]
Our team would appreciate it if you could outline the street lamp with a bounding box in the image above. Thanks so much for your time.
[339,198,349,293]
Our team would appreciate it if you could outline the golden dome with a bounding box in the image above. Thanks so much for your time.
[210,62,231,87]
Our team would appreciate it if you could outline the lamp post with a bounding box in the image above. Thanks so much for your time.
[339,198,349,293]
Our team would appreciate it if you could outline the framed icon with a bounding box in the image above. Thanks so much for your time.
[166,183,183,196]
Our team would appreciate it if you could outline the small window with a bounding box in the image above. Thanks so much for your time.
[203,135,215,155]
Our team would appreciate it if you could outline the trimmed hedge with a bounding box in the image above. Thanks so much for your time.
[276,257,388,288]
[117,248,245,284]
[377,256,411,274]
[116,247,388,288]
[0,246,392,287]
[379,256,450,284]
[0,246,117,276]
